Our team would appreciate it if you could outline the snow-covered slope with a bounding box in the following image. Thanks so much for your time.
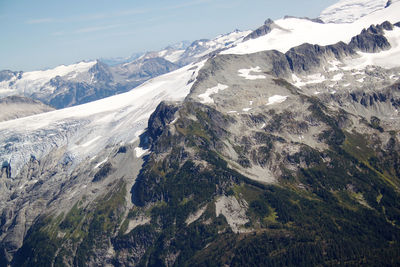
[0,60,205,177]
[222,1,400,55]
[0,61,97,97]
[141,30,251,66]
[319,0,400,24]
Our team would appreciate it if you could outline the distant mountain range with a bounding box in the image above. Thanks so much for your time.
[0,31,249,112]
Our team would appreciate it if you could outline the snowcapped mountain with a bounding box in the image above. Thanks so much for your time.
[0,31,249,112]
[319,0,400,23]
[139,30,251,66]
[0,61,97,97]
[2,0,400,265]
[0,60,204,177]
[176,30,251,65]
[0,61,124,109]
[99,52,144,66]
[223,1,400,55]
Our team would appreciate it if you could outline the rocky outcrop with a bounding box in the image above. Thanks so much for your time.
[286,42,355,73]
[145,101,180,147]
[243,19,275,41]
[89,60,113,83]
[1,161,11,179]
[349,22,393,53]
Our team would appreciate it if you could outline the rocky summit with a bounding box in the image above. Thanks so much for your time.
[1,0,400,266]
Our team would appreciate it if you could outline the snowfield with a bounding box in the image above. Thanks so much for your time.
[0,61,205,177]
[319,0,394,23]
[222,2,400,55]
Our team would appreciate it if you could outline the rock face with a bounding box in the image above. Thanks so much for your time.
[243,19,275,41]
[1,15,400,267]
[349,23,392,52]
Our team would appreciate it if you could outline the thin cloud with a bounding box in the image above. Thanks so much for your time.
[27,18,54,24]
[74,24,121,34]
[28,8,147,25]
[164,0,214,10]
[52,31,65,37]
[52,24,122,36]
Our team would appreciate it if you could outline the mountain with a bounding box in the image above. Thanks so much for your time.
[138,30,250,67]
[99,52,144,66]
[0,61,119,109]
[1,0,400,266]
[0,96,54,122]
[111,57,180,84]
[0,32,248,111]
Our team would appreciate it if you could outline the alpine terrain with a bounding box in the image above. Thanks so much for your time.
[1,0,400,266]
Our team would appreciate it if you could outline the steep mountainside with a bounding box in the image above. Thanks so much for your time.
[1,1,400,266]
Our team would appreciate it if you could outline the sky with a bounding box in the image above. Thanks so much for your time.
[0,0,337,71]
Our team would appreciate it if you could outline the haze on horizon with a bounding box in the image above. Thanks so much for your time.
[0,0,336,71]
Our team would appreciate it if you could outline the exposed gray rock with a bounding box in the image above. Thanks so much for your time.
[145,101,180,147]
[286,42,355,73]
[349,22,393,53]
[283,15,324,24]
[243,19,275,41]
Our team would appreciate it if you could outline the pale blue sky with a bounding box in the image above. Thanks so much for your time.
[0,0,337,71]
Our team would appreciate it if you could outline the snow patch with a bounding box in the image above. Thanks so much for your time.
[198,83,228,104]
[328,59,342,71]
[238,66,266,80]
[331,73,344,81]
[266,95,288,105]
[135,147,149,158]
[94,157,108,169]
